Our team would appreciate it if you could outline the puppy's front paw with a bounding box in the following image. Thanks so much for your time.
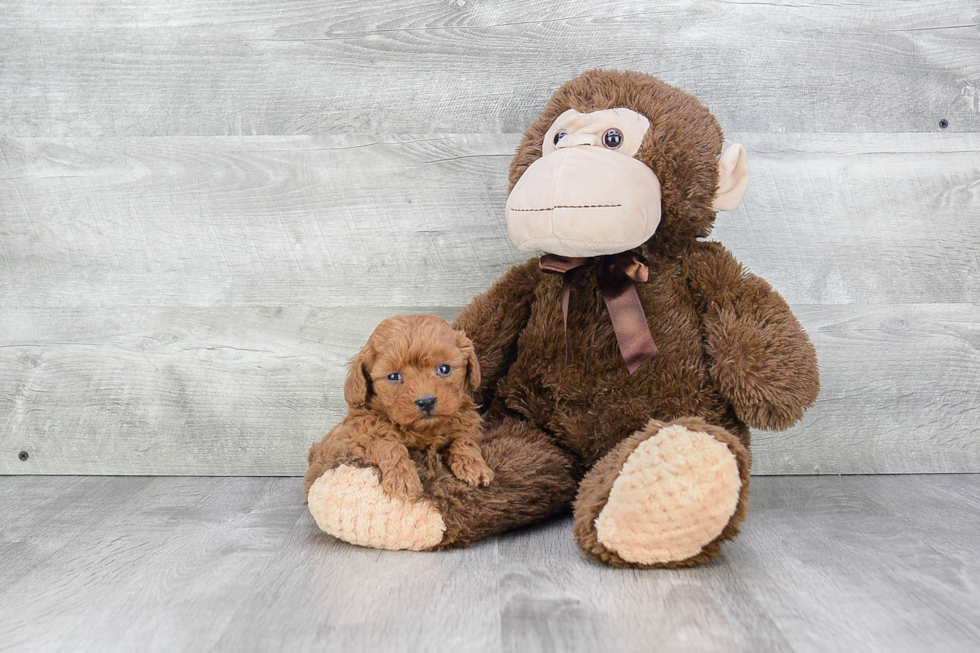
[449,454,495,487]
[381,466,424,501]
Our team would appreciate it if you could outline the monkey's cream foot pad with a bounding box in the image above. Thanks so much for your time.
[594,424,742,564]
[307,465,446,551]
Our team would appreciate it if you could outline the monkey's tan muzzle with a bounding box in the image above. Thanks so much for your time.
[506,146,662,258]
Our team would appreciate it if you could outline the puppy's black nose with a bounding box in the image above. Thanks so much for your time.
[415,395,437,413]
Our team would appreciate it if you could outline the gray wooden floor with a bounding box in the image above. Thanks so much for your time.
[1,475,978,652]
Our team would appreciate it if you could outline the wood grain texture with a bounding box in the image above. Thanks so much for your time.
[0,134,524,309]
[1,0,978,137]
[769,303,980,475]
[716,132,980,306]
[1,132,977,308]
[1,132,978,474]
[0,477,304,652]
[0,302,977,475]
[2,475,979,652]
[0,306,452,475]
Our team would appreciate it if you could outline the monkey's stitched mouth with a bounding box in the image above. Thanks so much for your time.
[510,203,622,212]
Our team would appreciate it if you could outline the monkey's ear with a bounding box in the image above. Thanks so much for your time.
[712,143,749,211]
[343,346,373,409]
[455,330,482,394]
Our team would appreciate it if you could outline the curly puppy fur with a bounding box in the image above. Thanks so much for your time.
[306,70,820,566]
[305,315,493,501]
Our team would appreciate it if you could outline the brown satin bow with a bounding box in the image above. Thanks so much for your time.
[539,252,659,374]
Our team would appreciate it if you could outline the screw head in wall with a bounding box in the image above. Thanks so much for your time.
[939,119,949,129]
[18,451,29,461]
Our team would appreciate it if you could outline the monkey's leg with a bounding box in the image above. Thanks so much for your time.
[306,416,578,551]
[573,417,750,568]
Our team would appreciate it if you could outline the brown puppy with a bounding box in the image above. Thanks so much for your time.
[308,315,493,501]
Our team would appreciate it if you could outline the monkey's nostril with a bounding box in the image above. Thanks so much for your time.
[415,395,437,413]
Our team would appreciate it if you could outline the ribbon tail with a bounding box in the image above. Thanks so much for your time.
[601,281,658,374]
[560,276,573,365]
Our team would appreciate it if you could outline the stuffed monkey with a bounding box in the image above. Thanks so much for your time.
[305,69,819,567]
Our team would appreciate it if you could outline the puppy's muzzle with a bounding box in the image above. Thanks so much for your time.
[415,395,437,414]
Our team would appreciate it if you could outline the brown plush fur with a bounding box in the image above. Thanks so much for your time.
[304,315,493,501]
[305,70,820,566]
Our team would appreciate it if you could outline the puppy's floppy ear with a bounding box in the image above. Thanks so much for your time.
[455,330,482,393]
[344,345,373,409]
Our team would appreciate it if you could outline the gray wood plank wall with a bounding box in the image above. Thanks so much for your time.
[1,0,978,475]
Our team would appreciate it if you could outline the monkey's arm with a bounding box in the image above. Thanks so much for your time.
[452,258,541,406]
[687,242,819,431]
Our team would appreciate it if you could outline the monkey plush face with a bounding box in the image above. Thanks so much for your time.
[507,108,662,257]
[506,70,749,257]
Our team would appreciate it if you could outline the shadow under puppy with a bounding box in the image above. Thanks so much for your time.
[306,315,493,501]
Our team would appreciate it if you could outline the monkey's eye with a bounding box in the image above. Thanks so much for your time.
[436,364,452,376]
[553,130,568,146]
[386,372,403,383]
[602,129,623,149]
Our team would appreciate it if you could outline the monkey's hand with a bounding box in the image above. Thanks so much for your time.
[687,243,819,431]
[705,297,819,431]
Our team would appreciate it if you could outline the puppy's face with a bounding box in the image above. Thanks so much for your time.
[344,315,481,431]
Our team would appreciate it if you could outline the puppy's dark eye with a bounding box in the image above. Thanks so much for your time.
[553,130,568,146]
[386,372,403,383]
[436,364,451,377]
[602,129,623,149]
